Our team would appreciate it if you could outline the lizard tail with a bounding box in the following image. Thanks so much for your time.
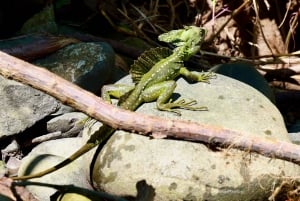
[12,143,97,180]
[12,125,116,180]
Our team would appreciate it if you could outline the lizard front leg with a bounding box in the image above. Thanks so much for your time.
[180,67,216,83]
[141,80,207,115]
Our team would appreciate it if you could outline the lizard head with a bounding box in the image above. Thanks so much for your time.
[158,26,206,47]
[158,26,206,60]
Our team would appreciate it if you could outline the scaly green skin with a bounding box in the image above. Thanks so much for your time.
[13,26,214,180]
[106,26,212,113]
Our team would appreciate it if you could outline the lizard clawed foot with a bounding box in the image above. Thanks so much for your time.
[159,99,208,115]
[196,72,217,83]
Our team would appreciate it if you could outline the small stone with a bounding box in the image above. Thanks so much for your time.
[47,112,87,134]
[6,156,22,176]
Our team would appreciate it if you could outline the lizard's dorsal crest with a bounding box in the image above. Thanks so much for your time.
[130,47,172,84]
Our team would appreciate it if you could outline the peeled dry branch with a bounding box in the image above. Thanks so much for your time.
[0,51,300,166]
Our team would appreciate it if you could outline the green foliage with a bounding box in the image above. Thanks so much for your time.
[20,5,57,34]
[55,0,71,9]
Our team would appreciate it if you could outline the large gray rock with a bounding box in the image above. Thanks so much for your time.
[211,63,275,103]
[0,42,116,138]
[89,74,300,200]
[0,75,59,138]
[34,42,115,93]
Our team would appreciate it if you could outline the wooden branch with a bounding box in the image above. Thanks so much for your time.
[1,51,300,164]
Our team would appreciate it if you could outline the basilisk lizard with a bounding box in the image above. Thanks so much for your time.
[13,26,215,180]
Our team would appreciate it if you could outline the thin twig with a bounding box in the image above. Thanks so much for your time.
[117,8,157,46]
[206,0,251,44]
[130,3,158,33]
[278,0,291,28]
[285,11,298,51]
[100,9,137,37]
[252,0,275,55]
[167,0,176,28]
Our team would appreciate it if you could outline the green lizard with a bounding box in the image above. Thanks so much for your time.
[13,26,215,180]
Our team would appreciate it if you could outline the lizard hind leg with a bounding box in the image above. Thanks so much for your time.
[141,80,207,115]
[101,84,135,103]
